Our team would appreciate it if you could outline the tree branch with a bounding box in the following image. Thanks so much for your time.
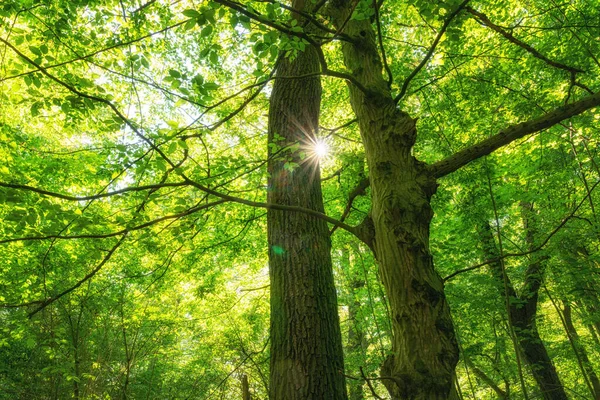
[466,7,584,74]
[0,20,187,84]
[0,181,189,201]
[27,234,127,317]
[372,0,392,87]
[443,179,600,282]
[330,177,369,235]
[212,0,370,94]
[394,0,470,103]
[0,199,227,244]
[0,35,365,242]
[182,179,363,240]
[430,90,600,178]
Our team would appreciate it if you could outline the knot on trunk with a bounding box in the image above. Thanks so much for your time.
[380,352,454,399]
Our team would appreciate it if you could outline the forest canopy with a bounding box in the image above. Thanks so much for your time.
[1,0,600,399]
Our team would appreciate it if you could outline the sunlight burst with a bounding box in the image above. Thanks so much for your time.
[313,139,329,159]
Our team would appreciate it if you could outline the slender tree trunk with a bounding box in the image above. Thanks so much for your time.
[562,302,600,399]
[347,277,366,400]
[479,220,568,400]
[464,358,508,399]
[328,2,459,398]
[242,374,251,400]
[580,281,600,339]
[267,2,347,398]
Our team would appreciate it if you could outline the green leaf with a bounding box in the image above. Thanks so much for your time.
[183,9,201,18]
[184,18,197,31]
[29,46,41,56]
[200,25,213,37]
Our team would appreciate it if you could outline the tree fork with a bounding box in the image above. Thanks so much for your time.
[327,0,459,398]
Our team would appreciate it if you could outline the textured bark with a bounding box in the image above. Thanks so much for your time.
[266,2,347,398]
[328,2,459,398]
[479,220,567,400]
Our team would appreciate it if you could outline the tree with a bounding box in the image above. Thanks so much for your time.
[1,0,600,399]
[322,1,599,398]
[479,211,568,400]
[267,0,347,397]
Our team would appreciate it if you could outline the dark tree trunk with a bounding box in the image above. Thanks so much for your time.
[242,374,251,400]
[266,2,347,398]
[328,2,459,398]
[479,218,567,400]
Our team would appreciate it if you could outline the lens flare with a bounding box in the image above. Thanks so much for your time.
[313,139,329,158]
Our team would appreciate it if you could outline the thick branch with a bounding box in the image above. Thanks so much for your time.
[431,91,600,178]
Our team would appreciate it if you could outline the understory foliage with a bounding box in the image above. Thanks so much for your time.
[0,0,599,398]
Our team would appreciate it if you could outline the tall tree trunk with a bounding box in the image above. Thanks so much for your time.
[479,217,568,400]
[267,2,347,399]
[328,2,459,398]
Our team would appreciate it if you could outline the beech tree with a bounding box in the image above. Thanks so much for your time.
[1,0,600,399]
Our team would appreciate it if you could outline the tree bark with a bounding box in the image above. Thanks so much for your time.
[267,2,347,398]
[328,2,459,398]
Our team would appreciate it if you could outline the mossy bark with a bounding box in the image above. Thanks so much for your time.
[328,1,459,398]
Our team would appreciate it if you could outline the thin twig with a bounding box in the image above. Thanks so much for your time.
[395,0,471,102]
